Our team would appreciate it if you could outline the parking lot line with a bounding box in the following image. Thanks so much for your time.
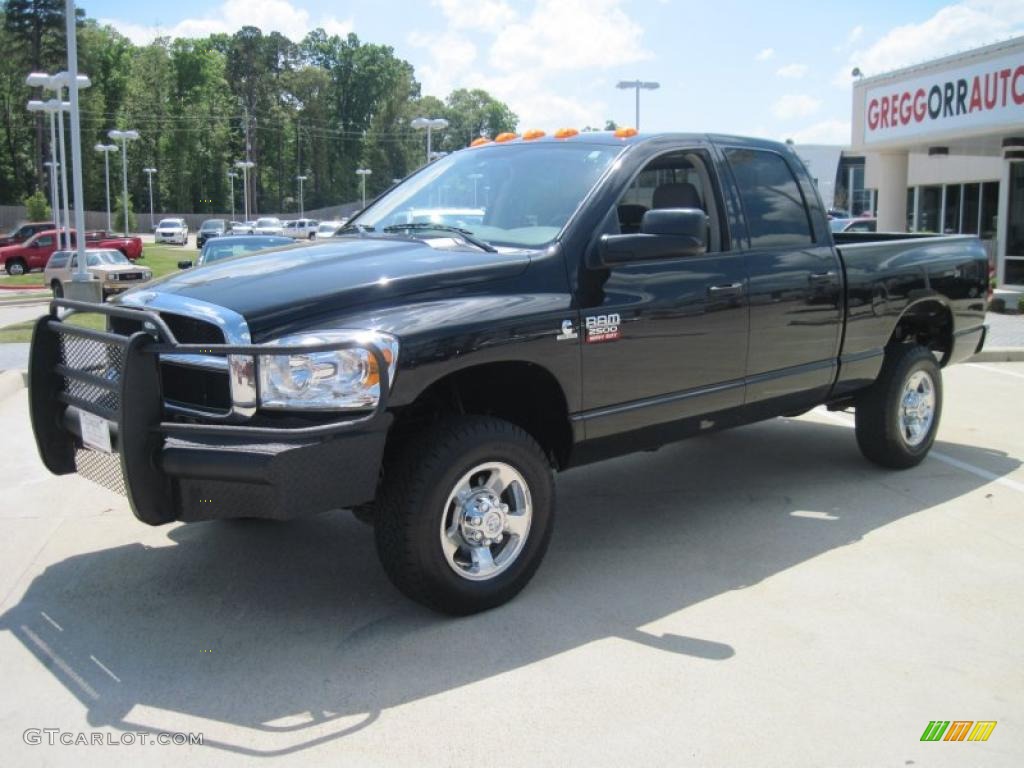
[815,408,1024,495]
[968,363,1024,380]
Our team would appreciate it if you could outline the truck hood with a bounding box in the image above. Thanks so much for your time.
[131,236,531,338]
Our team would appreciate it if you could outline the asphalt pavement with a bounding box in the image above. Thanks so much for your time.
[0,362,1021,766]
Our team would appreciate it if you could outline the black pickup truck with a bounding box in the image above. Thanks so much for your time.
[29,132,988,614]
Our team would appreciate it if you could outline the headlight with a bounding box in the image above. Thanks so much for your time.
[258,330,399,411]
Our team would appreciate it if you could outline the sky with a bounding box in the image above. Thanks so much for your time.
[84,0,1024,145]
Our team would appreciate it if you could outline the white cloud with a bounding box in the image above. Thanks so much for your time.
[834,0,1024,86]
[101,0,353,45]
[775,63,808,79]
[489,0,651,71]
[772,93,821,120]
[755,47,775,61]
[408,30,479,97]
[785,119,851,145]
[847,25,864,45]
[434,0,517,32]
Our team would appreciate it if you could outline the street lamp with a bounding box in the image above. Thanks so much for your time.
[234,160,255,223]
[355,168,372,208]
[108,129,139,236]
[296,174,308,217]
[94,143,117,232]
[143,167,157,229]
[615,80,660,131]
[26,99,66,246]
[410,117,448,164]
[227,171,238,220]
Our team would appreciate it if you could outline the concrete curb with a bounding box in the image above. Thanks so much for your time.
[970,348,1024,363]
[0,369,27,401]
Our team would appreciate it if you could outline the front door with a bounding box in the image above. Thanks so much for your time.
[1004,160,1024,287]
[578,147,749,440]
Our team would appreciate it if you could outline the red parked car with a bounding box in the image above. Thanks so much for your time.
[0,221,53,247]
[0,229,143,275]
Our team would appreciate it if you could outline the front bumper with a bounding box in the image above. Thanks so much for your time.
[29,301,392,525]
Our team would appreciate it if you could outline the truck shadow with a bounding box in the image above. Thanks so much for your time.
[0,417,1018,757]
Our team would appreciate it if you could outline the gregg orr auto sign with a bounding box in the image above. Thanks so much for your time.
[864,51,1024,144]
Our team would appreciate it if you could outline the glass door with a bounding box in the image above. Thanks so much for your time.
[1007,162,1024,286]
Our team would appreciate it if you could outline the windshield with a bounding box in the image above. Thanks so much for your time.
[201,238,288,264]
[158,219,183,228]
[351,143,620,248]
[829,219,849,232]
[201,220,225,230]
[77,251,129,267]
[256,218,280,227]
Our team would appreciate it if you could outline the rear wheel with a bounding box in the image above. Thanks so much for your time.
[5,259,26,276]
[374,416,555,615]
[855,344,942,468]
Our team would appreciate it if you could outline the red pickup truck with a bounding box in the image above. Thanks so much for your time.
[0,229,143,275]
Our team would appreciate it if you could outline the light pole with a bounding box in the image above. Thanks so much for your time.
[615,80,660,131]
[227,171,238,220]
[355,168,372,208]
[143,167,157,229]
[296,174,307,217]
[108,129,139,236]
[26,99,63,243]
[26,88,76,251]
[94,143,116,232]
[234,160,255,223]
[468,172,484,207]
[410,117,448,165]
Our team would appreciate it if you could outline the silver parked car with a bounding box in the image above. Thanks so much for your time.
[44,249,153,298]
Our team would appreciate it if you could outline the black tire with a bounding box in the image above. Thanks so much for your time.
[374,416,555,615]
[51,280,63,298]
[6,259,26,276]
[855,344,942,469]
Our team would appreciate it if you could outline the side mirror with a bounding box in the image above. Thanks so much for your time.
[593,208,707,267]
[177,260,193,270]
[31,240,41,248]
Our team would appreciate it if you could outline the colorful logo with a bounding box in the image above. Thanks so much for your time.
[920,721,997,742]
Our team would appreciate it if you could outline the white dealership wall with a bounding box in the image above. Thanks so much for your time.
[852,35,1024,297]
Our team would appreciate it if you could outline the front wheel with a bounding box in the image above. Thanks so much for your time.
[374,416,555,615]
[855,344,942,468]
[51,280,63,298]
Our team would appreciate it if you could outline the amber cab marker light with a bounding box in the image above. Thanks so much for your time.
[614,127,638,139]
[522,129,546,140]
[494,132,519,142]
[470,137,491,147]
[554,127,579,139]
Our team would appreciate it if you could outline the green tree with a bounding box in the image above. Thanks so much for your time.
[442,88,517,151]
[23,188,49,219]
[113,193,137,234]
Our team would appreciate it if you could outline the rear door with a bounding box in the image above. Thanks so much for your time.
[578,144,749,440]
[719,145,843,411]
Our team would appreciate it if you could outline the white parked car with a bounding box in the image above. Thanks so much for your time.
[283,218,320,239]
[155,218,189,245]
[44,249,152,298]
[252,217,284,236]
[316,220,345,237]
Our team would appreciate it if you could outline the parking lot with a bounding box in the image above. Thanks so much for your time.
[0,362,1021,766]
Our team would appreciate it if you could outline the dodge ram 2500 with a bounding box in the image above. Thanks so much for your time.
[29,132,987,615]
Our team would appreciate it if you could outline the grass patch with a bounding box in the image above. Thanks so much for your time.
[0,310,105,343]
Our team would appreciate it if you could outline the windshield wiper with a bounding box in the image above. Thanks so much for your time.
[382,223,497,253]
[336,223,375,235]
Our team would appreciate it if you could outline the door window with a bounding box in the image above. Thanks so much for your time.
[724,149,814,248]
[614,150,722,252]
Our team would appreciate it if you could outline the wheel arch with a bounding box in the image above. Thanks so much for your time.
[886,297,954,365]
[388,360,574,469]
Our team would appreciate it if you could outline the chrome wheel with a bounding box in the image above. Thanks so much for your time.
[440,461,533,581]
[899,370,936,447]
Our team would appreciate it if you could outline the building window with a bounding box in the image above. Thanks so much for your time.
[962,183,980,235]
[943,184,961,234]
[981,181,999,240]
[916,186,942,233]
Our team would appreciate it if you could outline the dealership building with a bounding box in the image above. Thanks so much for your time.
[849,35,1024,301]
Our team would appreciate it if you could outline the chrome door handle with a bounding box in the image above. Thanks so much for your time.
[708,282,744,296]
[810,271,836,281]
